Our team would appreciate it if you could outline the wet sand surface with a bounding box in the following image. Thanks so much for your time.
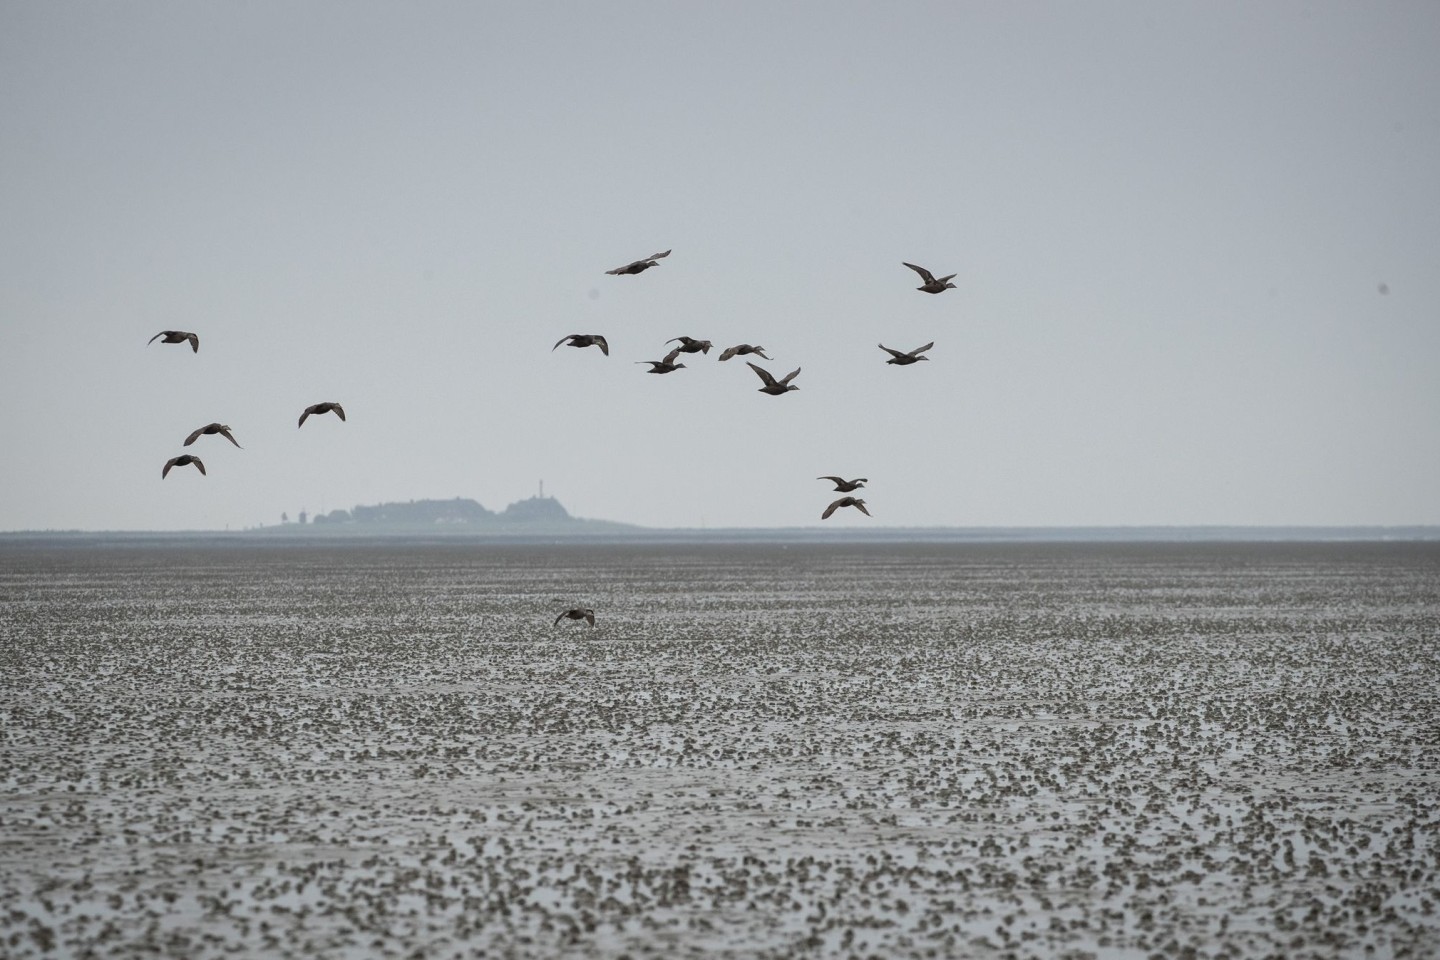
[2,541,1438,958]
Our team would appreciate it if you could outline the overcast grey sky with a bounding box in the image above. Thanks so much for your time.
[2,1,1437,531]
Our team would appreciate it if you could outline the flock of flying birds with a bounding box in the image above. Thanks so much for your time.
[150,322,348,479]
[149,250,955,626]
[555,251,949,525]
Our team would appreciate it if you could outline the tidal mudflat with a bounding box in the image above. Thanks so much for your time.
[2,540,1438,958]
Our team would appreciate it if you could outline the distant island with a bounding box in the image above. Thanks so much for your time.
[267,495,640,536]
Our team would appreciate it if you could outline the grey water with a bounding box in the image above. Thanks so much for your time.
[2,541,1438,958]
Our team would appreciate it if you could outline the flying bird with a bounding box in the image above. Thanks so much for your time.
[555,608,596,627]
[818,476,867,492]
[553,334,610,356]
[299,402,346,427]
[162,454,206,478]
[184,423,242,448]
[902,262,957,294]
[822,497,870,520]
[880,342,934,365]
[666,336,713,355]
[718,344,770,362]
[606,249,671,275]
[148,330,199,353]
[747,362,801,396]
[637,348,687,374]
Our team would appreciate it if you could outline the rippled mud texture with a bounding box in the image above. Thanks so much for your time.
[2,541,1438,958]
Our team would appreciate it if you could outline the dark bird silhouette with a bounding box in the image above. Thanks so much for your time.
[818,476,867,492]
[880,342,934,365]
[637,348,687,374]
[822,496,870,520]
[162,454,205,478]
[299,402,346,427]
[606,249,671,275]
[902,262,957,294]
[718,344,770,362]
[555,608,596,627]
[553,334,610,356]
[148,330,199,353]
[666,336,713,355]
[747,362,801,396]
[184,423,241,448]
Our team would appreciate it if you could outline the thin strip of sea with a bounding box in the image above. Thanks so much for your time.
[2,541,1437,958]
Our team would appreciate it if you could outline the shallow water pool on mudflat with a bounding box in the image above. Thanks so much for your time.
[2,541,1438,958]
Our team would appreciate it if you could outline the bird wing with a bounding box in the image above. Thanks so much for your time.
[220,428,241,448]
[746,362,778,387]
[584,611,595,626]
[647,250,671,262]
[909,342,935,357]
[719,346,739,361]
[936,274,957,284]
[821,499,842,520]
[604,263,634,275]
[663,348,682,365]
[854,501,870,516]
[817,476,843,483]
[752,347,770,359]
[184,427,203,446]
[554,612,565,626]
[298,409,311,428]
[902,262,936,284]
[332,404,346,421]
[553,335,574,351]
[778,367,801,385]
[162,459,174,478]
[187,333,199,352]
[878,344,905,359]
[594,336,609,356]
[193,457,206,475]
[148,332,165,345]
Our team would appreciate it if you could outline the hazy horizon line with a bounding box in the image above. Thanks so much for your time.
[3,523,1439,544]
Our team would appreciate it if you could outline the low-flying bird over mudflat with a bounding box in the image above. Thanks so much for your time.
[606,249,671,275]
[148,330,199,353]
[818,476,867,492]
[162,454,205,478]
[822,496,870,520]
[553,334,610,356]
[902,262,957,294]
[555,608,596,627]
[718,344,770,362]
[667,336,713,355]
[880,342,934,365]
[747,362,801,396]
[637,348,687,374]
[299,402,346,427]
[184,423,241,448]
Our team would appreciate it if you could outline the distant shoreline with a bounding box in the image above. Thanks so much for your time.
[2,525,1438,547]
